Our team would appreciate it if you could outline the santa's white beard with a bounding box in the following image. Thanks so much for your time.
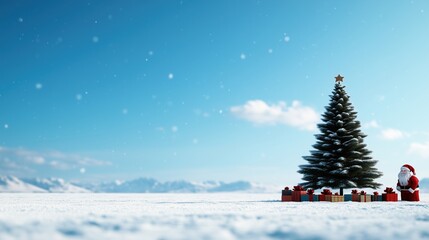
[398,172,412,186]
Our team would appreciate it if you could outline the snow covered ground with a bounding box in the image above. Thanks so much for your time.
[0,193,428,240]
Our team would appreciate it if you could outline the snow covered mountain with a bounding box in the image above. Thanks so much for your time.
[0,176,274,193]
[0,176,47,193]
[22,177,91,193]
[420,178,429,192]
[79,178,273,193]
[1,175,427,193]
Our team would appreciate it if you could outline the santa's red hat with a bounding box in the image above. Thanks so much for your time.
[401,164,416,175]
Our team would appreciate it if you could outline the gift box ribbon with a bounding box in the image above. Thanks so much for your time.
[322,189,332,195]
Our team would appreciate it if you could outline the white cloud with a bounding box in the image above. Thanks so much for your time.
[380,128,405,140]
[408,142,429,158]
[0,146,110,174]
[230,100,319,131]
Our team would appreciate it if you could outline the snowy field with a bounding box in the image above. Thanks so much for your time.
[0,193,428,240]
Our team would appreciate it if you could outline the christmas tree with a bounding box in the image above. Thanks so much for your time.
[298,75,382,195]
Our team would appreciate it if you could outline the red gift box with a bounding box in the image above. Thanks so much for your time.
[292,191,306,202]
[382,187,398,202]
[282,195,292,202]
[351,189,359,202]
[291,186,306,202]
[382,193,398,202]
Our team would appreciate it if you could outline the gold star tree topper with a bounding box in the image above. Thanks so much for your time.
[335,74,344,83]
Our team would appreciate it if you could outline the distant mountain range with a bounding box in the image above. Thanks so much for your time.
[420,178,429,193]
[0,175,274,193]
[75,178,274,193]
[1,175,427,193]
[0,176,90,193]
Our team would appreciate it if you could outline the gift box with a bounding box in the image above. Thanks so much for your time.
[292,186,306,202]
[282,189,292,196]
[351,189,359,202]
[371,192,383,201]
[331,195,344,202]
[382,187,398,202]
[343,194,352,201]
[372,195,383,201]
[382,193,398,202]
[281,195,292,202]
[358,194,371,202]
[292,191,306,202]
[301,194,319,202]
[319,189,332,201]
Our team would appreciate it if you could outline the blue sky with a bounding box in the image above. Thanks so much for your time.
[1,1,428,186]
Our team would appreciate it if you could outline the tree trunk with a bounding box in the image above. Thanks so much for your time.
[340,187,344,196]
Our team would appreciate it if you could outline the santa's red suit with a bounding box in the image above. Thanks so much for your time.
[396,164,420,201]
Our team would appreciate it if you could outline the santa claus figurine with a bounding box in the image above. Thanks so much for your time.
[396,164,420,201]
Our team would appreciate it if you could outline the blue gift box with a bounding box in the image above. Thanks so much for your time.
[301,194,319,202]
[344,194,352,201]
[371,195,383,201]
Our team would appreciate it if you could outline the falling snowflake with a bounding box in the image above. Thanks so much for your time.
[80,168,86,174]
[240,53,246,60]
[192,138,199,144]
[18,18,23,22]
[122,108,128,115]
[76,94,82,101]
[4,124,8,129]
[148,51,154,56]
[268,49,273,53]
[35,83,43,90]
[171,126,178,132]
[284,35,290,42]
[168,73,174,79]
[92,36,99,43]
